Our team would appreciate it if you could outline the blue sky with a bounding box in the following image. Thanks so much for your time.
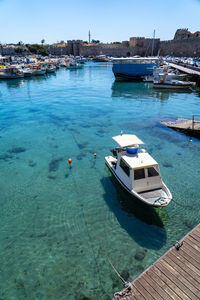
[0,0,200,44]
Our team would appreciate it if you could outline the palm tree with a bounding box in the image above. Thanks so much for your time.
[41,39,45,45]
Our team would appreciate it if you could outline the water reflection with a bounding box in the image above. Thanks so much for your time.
[111,81,192,101]
[101,170,167,250]
[0,75,49,89]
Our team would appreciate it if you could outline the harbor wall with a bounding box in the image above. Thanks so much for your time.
[0,29,200,57]
[160,38,200,57]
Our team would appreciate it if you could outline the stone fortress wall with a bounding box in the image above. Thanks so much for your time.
[0,29,200,57]
[159,29,200,57]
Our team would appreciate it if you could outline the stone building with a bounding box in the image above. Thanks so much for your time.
[0,28,200,57]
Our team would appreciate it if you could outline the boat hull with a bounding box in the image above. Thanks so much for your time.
[0,74,24,79]
[153,83,193,89]
[112,63,157,80]
[32,70,46,76]
[105,156,172,207]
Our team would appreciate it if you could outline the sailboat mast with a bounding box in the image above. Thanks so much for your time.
[151,29,155,56]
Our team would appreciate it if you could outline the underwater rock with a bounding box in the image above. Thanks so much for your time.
[29,160,36,167]
[77,143,88,150]
[48,158,63,172]
[162,162,173,168]
[75,294,91,300]
[8,147,26,154]
[0,153,13,160]
[76,153,86,160]
[48,174,56,180]
[97,129,105,134]
[135,249,147,261]
[76,154,83,160]
[81,124,90,128]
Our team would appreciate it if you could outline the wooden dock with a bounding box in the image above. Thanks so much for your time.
[161,116,200,139]
[168,63,200,76]
[113,224,200,300]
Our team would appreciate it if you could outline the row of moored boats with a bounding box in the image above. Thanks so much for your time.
[0,59,84,79]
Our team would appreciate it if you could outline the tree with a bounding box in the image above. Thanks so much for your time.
[91,39,100,44]
[41,39,45,45]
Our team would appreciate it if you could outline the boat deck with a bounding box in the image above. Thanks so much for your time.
[139,188,165,200]
[113,224,200,300]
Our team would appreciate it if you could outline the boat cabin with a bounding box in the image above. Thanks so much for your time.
[112,135,163,193]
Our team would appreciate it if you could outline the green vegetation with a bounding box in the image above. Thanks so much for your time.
[15,47,25,54]
[27,44,49,56]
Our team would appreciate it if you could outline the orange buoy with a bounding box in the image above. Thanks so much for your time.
[68,158,72,164]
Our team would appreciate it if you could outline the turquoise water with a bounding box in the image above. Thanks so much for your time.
[0,62,200,300]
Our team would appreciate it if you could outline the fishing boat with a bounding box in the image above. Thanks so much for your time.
[31,64,46,76]
[112,57,159,81]
[0,67,24,79]
[46,64,56,73]
[66,62,83,69]
[105,134,172,207]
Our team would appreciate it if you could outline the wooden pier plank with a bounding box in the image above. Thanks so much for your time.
[146,268,180,300]
[152,265,190,300]
[180,245,200,267]
[167,251,200,285]
[113,224,200,300]
[156,260,199,300]
[171,247,200,271]
[183,239,200,259]
[185,235,200,250]
[141,274,172,300]
[162,256,200,297]
[136,276,163,300]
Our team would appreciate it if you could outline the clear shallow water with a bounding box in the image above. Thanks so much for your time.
[0,62,200,300]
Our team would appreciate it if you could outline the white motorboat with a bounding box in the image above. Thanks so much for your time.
[144,66,187,83]
[105,134,172,207]
[153,76,195,89]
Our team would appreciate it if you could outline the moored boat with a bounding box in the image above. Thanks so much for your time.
[31,65,46,76]
[0,67,24,79]
[105,134,172,207]
[46,64,56,73]
[112,57,159,81]
[66,62,83,69]
[153,75,195,89]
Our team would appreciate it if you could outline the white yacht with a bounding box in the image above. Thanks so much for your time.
[105,134,172,207]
